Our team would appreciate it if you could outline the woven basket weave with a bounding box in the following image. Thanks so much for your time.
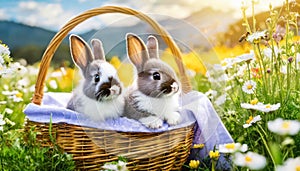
[27,6,195,170]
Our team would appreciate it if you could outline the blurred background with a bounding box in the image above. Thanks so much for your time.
[0,0,299,67]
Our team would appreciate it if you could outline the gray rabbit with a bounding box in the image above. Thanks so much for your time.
[67,34,124,121]
[123,33,182,129]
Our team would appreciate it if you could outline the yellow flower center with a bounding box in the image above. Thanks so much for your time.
[246,116,253,124]
[225,143,235,149]
[16,92,23,98]
[296,166,300,171]
[265,104,271,108]
[245,156,252,163]
[247,84,253,90]
[282,121,290,129]
[250,98,258,105]
[189,160,200,169]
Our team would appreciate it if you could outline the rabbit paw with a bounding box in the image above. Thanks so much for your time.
[110,85,121,95]
[166,112,181,126]
[139,116,163,129]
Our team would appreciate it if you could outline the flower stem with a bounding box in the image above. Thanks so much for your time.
[211,160,216,171]
[256,126,276,168]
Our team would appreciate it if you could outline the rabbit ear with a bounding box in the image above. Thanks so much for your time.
[147,35,159,59]
[70,34,94,72]
[126,33,149,72]
[91,39,106,61]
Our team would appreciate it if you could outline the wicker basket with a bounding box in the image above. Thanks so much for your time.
[27,6,195,170]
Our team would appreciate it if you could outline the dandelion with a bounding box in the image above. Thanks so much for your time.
[276,157,300,171]
[246,30,267,43]
[233,152,267,170]
[193,144,204,149]
[189,160,200,169]
[242,80,257,94]
[267,118,300,136]
[209,150,220,160]
[243,115,261,128]
[219,143,248,153]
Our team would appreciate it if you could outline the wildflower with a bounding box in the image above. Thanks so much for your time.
[249,99,257,106]
[256,103,280,113]
[219,143,248,153]
[242,80,257,94]
[280,65,287,74]
[215,94,227,106]
[2,90,24,102]
[246,30,267,43]
[233,152,267,170]
[234,50,255,63]
[288,57,294,63]
[263,46,281,59]
[193,144,204,149]
[209,150,220,160]
[205,89,217,98]
[243,115,261,128]
[189,160,200,169]
[267,118,300,136]
[276,157,300,171]
[267,68,271,73]
[10,62,27,75]
[102,160,128,171]
[221,58,235,69]
[273,25,285,43]
[4,118,15,126]
[49,80,58,89]
[0,114,5,131]
[4,108,13,114]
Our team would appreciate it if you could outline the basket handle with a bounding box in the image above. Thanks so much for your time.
[32,6,191,105]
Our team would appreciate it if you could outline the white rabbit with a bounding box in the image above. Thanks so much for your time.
[67,34,124,121]
[123,33,181,129]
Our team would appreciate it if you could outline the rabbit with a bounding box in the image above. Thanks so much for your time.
[67,34,124,121]
[123,33,182,129]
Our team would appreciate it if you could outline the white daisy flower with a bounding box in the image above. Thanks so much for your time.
[205,89,217,98]
[243,115,261,128]
[234,50,255,63]
[242,80,257,94]
[233,152,267,170]
[276,157,300,171]
[219,143,248,153]
[221,58,235,69]
[267,118,300,136]
[256,103,281,113]
[102,161,127,171]
[246,30,267,43]
[4,108,13,114]
[0,43,10,56]
[263,47,281,59]
[10,62,27,75]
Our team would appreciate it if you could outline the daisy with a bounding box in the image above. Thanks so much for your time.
[267,118,300,136]
[263,47,281,59]
[219,143,248,153]
[276,157,300,171]
[0,43,10,56]
[242,80,257,94]
[102,161,127,171]
[0,114,6,131]
[234,50,255,63]
[256,103,280,113]
[233,152,267,170]
[243,115,261,128]
[246,30,267,43]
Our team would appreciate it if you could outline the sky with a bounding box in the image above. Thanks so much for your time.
[0,0,286,33]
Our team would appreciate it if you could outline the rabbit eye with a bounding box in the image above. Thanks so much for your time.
[152,72,160,80]
[94,74,100,83]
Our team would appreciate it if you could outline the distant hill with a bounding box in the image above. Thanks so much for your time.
[0,7,238,65]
